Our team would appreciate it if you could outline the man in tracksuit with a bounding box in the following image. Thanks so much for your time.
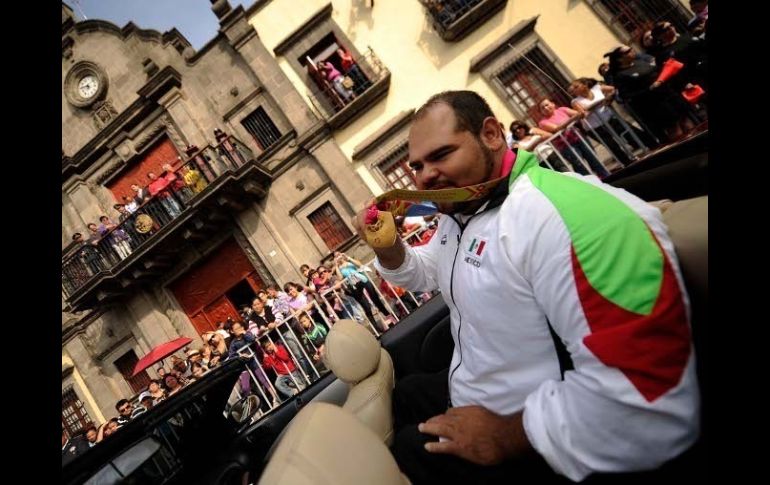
[353,91,699,483]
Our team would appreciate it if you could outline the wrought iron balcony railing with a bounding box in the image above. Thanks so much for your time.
[62,134,254,298]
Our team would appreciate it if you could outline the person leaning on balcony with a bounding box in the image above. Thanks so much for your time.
[568,78,640,168]
[537,99,610,178]
[508,120,569,173]
[113,204,131,223]
[98,215,132,260]
[69,233,95,282]
[147,171,182,218]
[182,164,207,194]
[317,60,354,103]
[161,162,191,202]
[131,183,151,207]
[337,47,370,93]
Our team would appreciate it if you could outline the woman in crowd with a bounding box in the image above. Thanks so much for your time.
[537,98,611,178]
[509,120,569,172]
[163,373,184,397]
[284,282,328,327]
[317,60,354,104]
[147,379,166,403]
[334,251,395,331]
[568,77,650,167]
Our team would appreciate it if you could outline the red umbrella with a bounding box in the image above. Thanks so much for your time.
[132,337,193,377]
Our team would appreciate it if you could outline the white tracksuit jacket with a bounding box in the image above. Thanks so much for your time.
[375,151,699,481]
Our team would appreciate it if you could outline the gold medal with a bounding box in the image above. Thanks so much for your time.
[363,176,506,247]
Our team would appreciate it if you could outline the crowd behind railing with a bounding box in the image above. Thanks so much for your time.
[68,221,441,451]
[306,46,387,117]
[62,131,253,297]
[505,14,707,178]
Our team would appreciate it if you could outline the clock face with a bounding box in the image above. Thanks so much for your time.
[78,75,99,99]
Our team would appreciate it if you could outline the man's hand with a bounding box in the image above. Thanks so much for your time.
[351,198,378,241]
[352,198,406,269]
[418,406,531,465]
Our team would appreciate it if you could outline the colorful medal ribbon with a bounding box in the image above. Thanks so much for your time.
[364,175,507,248]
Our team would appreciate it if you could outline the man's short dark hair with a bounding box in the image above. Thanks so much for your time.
[414,90,496,138]
[115,399,129,411]
[84,424,97,434]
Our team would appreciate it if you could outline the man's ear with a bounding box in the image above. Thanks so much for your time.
[479,116,506,151]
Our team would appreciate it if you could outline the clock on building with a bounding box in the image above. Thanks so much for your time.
[77,75,99,99]
[65,62,108,108]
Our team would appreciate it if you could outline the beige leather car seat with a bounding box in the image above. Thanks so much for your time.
[323,319,395,445]
[258,402,409,485]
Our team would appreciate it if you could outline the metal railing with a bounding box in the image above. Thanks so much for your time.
[525,103,656,176]
[222,224,439,421]
[585,0,692,45]
[88,225,442,431]
[62,135,254,298]
[305,47,389,120]
[420,0,484,30]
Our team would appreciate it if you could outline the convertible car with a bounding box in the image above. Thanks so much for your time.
[63,131,708,485]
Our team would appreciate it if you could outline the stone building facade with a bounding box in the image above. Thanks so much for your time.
[61,0,375,431]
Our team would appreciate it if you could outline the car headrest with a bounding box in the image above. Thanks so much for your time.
[324,319,380,384]
[662,196,708,301]
[258,402,408,485]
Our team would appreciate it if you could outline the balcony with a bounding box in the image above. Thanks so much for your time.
[420,0,508,42]
[305,47,391,130]
[62,133,272,311]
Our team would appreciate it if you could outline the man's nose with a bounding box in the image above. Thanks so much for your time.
[418,164,439,187]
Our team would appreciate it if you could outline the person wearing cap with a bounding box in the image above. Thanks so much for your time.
[138,392,155,410]
[186,348,207,371]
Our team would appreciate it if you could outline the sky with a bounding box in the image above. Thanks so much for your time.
[68,0,252,50]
